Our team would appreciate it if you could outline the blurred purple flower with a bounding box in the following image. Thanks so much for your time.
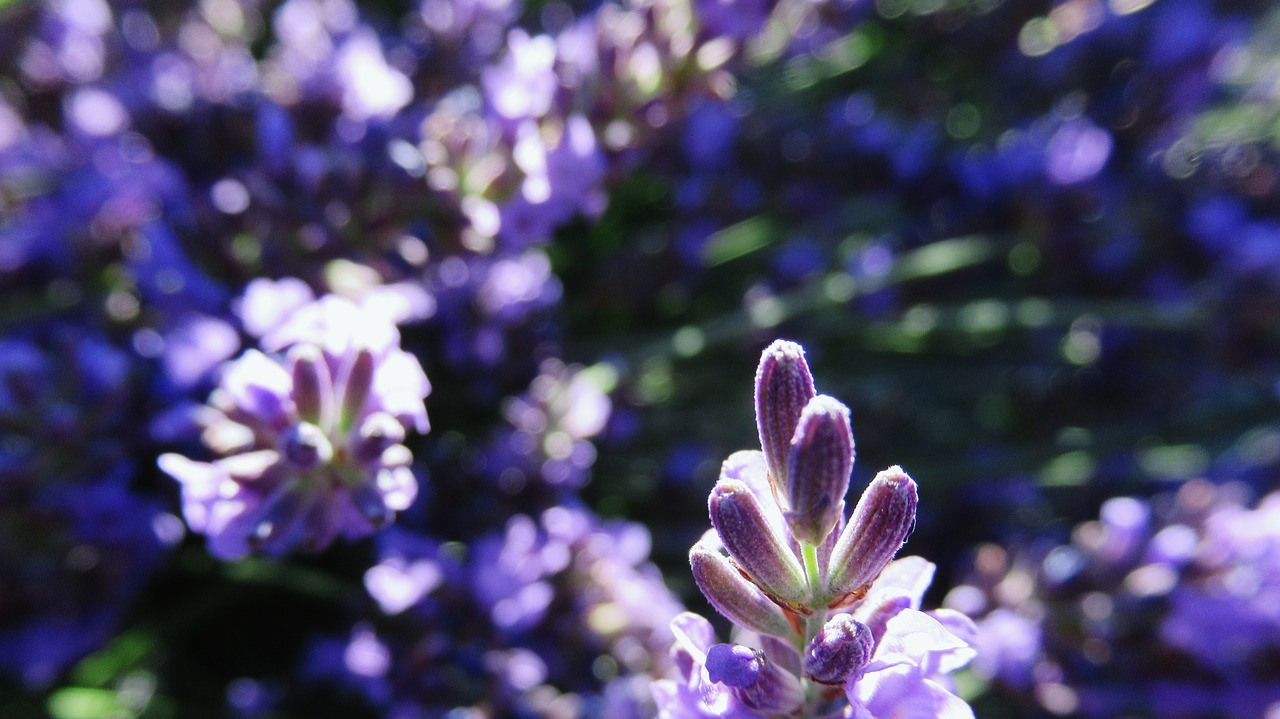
[695,0,777,43]
[1162,492,1280,670]
[334,29,413,122]
[160,313,241,389]
[483,29,559,122]
[1045,118,1113,185]
[158,294,430,558]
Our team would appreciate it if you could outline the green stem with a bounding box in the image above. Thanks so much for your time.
[801,542,822,604]
[799,541,827,654]
[798,542,832,714]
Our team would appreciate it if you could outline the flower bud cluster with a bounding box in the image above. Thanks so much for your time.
[655,339,975,718]
[158,293,431,559]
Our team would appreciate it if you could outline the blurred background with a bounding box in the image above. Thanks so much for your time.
[3,0,1280,716]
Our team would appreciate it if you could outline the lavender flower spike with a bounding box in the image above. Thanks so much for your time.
[784,395,854,546]
[755,339,816,501]
[826,466,918,606]
[709,479,809,609]
[664,341,973,718]
[690,533,796,639]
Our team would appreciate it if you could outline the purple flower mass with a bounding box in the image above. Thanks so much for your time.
[0,330,178,688]
[7,0,1280,712]
[951,480,1280,718]
[159,292,430,558]
[314,506,683,716]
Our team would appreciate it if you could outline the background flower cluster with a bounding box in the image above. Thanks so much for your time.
[2,0,1280,716]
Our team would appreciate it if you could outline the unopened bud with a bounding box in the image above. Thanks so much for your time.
[351,412,406,465]
[338,348,375,432]
[826,466,918,603]
[755,340,815,501]
[709,480,808,608]
[281,422,333,470]
[805,613,874,685]
[784,395,854,545]
[288,344,332,428]
[690,537,796,639]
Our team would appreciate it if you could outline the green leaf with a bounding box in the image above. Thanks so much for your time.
[48,688,129,719]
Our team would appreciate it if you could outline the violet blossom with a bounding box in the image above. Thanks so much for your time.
[158,292,430,558]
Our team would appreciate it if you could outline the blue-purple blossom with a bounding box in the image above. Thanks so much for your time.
[842,559,977,719]
[652,612,769,719]
[694,0,778,43]
[0,482,175,690]
[158,294,430,558]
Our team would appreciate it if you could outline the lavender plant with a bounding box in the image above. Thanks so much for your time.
[654,340,976,718]
[8,0,1280,713]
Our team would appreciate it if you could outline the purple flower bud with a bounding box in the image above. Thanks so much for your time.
[784,395,854,546]
[805,613,874,685]
[818,505,844,576]
[338,348,375,432]
[755,340,816,500]
[826,466,918,605]
[690,538,796,638]
[705,644,805,714]
[281,422,333,470]
[288,344,332,428]
[350,412,407,465]
[709,479,808,608]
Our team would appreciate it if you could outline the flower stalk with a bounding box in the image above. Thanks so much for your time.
[655,339,977,719]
